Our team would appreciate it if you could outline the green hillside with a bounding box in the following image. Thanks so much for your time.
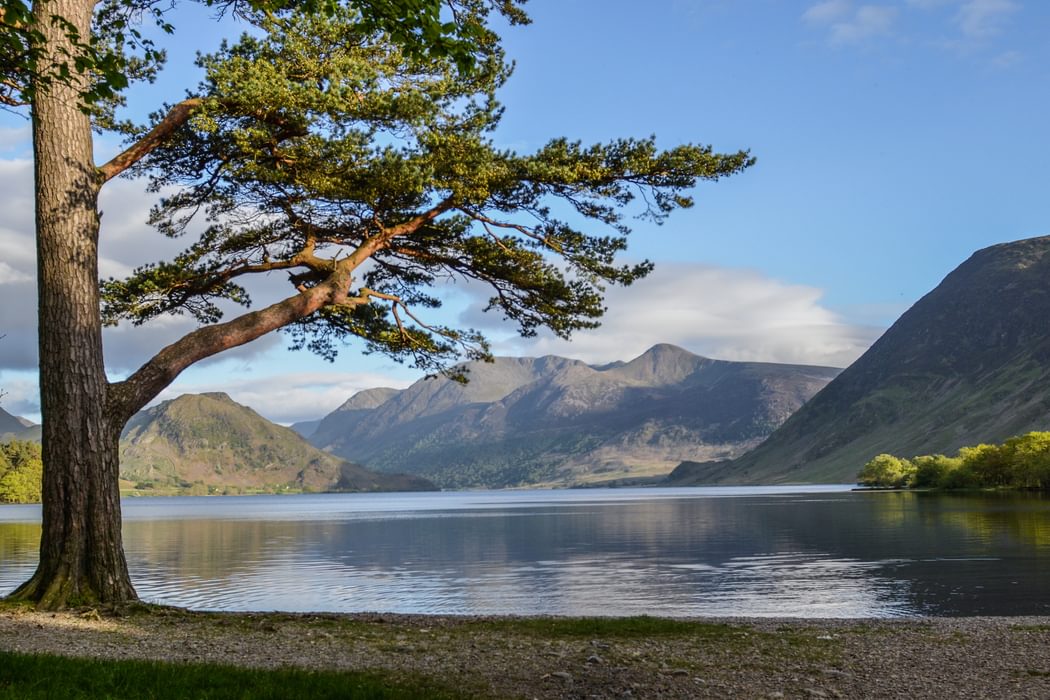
[120,393,435,495]
[669,235,1050,485]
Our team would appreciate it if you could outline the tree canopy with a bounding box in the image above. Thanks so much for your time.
[0,440,43,503]
[98,6,753,422]
[857,432,1050,490]
[1,0,528,109]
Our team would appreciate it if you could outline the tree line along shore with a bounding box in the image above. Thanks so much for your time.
[858,431,1050,490]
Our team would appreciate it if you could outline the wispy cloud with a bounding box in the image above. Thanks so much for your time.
[469,263,882,369]
[990,49,1022,68]
[808,0,1022,60]
[0,159,292,376]
[803,2,899,45]
[803,0,853,24]
[955,0,1018,38]
[0,127,30,155]
[154,371,415,424]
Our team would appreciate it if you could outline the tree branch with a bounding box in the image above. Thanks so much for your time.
[343,196,456,269]
[106,271,353,423]
[97,98,203,182]
[0,79,29,107]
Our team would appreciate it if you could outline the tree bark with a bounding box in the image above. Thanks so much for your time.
[7,0,136,608]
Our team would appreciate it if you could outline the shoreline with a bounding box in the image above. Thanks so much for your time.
[2,606,1048,698]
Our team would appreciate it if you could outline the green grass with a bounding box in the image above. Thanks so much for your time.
[0,651,464,700]
[473,615,743,639]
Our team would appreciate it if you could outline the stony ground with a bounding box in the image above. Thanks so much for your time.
[1,606,1049,698]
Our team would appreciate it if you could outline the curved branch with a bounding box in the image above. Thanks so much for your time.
[98,98,203,182]
[343,196,456,269]
[107,271,353,424]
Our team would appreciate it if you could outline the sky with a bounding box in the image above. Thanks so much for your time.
[1,0,1048,425]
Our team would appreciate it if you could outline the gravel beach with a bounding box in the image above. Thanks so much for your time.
[2,607,1049,698]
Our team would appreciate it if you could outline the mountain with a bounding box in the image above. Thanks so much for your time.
[0,407,38,441]
[308,344,840,488]
[669,235,1050,485]
[289,419,322,438]
[119,393,436,494]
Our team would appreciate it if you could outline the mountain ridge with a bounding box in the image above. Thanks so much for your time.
[0,407,37,441]
[120,392,436,494]
[669,235,1050,485]
[309,344,840,488]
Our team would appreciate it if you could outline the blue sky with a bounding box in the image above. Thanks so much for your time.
[1,0,1047,424]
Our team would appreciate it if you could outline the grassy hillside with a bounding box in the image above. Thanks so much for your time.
[669,235,1050,485]
[120,393,435,495]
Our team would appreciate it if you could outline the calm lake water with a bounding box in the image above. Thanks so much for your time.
[3,486,1050,617]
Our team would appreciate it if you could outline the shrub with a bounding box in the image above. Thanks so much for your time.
[858,454,915,488]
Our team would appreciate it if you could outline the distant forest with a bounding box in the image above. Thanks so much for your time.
[858,432,1050,490]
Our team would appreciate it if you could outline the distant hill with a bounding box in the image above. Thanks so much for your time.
[0,407,38,442]
[669,235,1050,485]
[289,419,322,438]
[120,393,436,494]
[308,345,839,488]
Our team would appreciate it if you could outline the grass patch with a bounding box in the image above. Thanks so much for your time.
[1012,624,1050,632]
[473,615,742,640]
[0,650,464,700]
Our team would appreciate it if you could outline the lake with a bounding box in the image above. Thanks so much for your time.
[3,486,1050,617]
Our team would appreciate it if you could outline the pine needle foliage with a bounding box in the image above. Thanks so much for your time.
[100,7,753,379]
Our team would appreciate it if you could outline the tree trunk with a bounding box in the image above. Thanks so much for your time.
[7,0,136,608]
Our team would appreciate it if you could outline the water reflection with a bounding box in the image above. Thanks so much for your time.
[3,487,1050,617]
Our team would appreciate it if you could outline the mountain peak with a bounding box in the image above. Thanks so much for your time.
[336,387,402,412]
[671,234,1050,485]
[602,344,707,386]
[121,392,435,493]
[309,345,836,488]
[641,343,697,356]
[0,407,34,437]
[198,392,235,403]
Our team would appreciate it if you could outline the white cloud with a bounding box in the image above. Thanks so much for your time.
[154,371,414,424]
[472,263,882,369]
[0,126,30,155]
[905,0,954,8]
[0,261,31,285]
[803,2,899,45]
[0,371,41,421]
[834,5,899,44]
[803,0,852,24]
[956,0,1017,38]
[0,158,290,375]
[989,49,1022,68]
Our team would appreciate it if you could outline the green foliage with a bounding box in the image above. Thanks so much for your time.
[910,454,960,488]
[1001,432,1050,488]
[0,649,462,699]
[100,6,752,379]
[858,431,1050,490]
[857,453,915,488]
[958,443,1009,487]
[1,0,527,110]
[0,440,43,503]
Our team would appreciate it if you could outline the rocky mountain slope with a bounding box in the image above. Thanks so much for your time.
[669,235,1050,485]
[0,408,37,441]
[120,393,436,494]
[309,344,840,488]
